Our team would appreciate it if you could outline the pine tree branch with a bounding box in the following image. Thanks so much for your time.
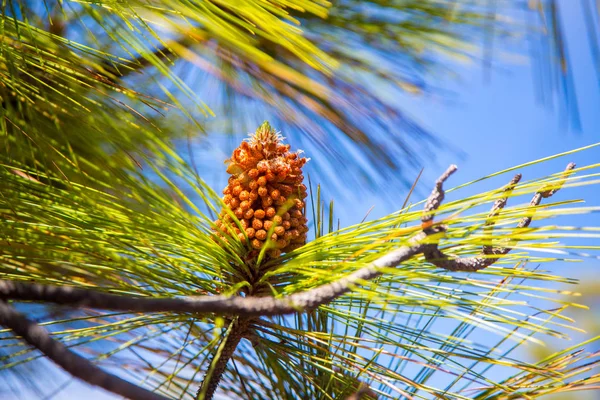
[0,163,575,400]
[422,162,575,271]
[0,234,424,315]
[0,300,169,400]
[196,317,250,400]
[0,164,575,317]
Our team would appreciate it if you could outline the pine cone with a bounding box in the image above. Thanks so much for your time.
[215,122,309,259]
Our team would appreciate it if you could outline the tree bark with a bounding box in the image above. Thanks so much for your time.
[196,317,250,400]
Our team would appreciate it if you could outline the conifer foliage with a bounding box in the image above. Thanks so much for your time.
[1,2,600,400]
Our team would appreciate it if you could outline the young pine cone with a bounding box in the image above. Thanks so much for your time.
[215,122,309,259]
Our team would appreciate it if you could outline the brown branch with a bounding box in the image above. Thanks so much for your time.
[0,163,576,315]
[421,164,458,227]
[421,163,575,272]
[0,234,427,316]
[482,173,522,254]
[0,300,168,400]
[196,317,250,400]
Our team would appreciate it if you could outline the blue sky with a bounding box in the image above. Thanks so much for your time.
[340,1,599,224]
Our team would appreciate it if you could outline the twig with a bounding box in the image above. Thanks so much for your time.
[421,163,575,271]
[196,317,250,400]
[0,300,168,400]
[482,173,522,254]
[421,165,458,228]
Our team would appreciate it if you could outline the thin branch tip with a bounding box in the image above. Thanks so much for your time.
[423,162,577,271]
[438,164,458,183]
[422,165,459,224]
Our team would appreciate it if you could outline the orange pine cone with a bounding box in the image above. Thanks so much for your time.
[216,122,308,258]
